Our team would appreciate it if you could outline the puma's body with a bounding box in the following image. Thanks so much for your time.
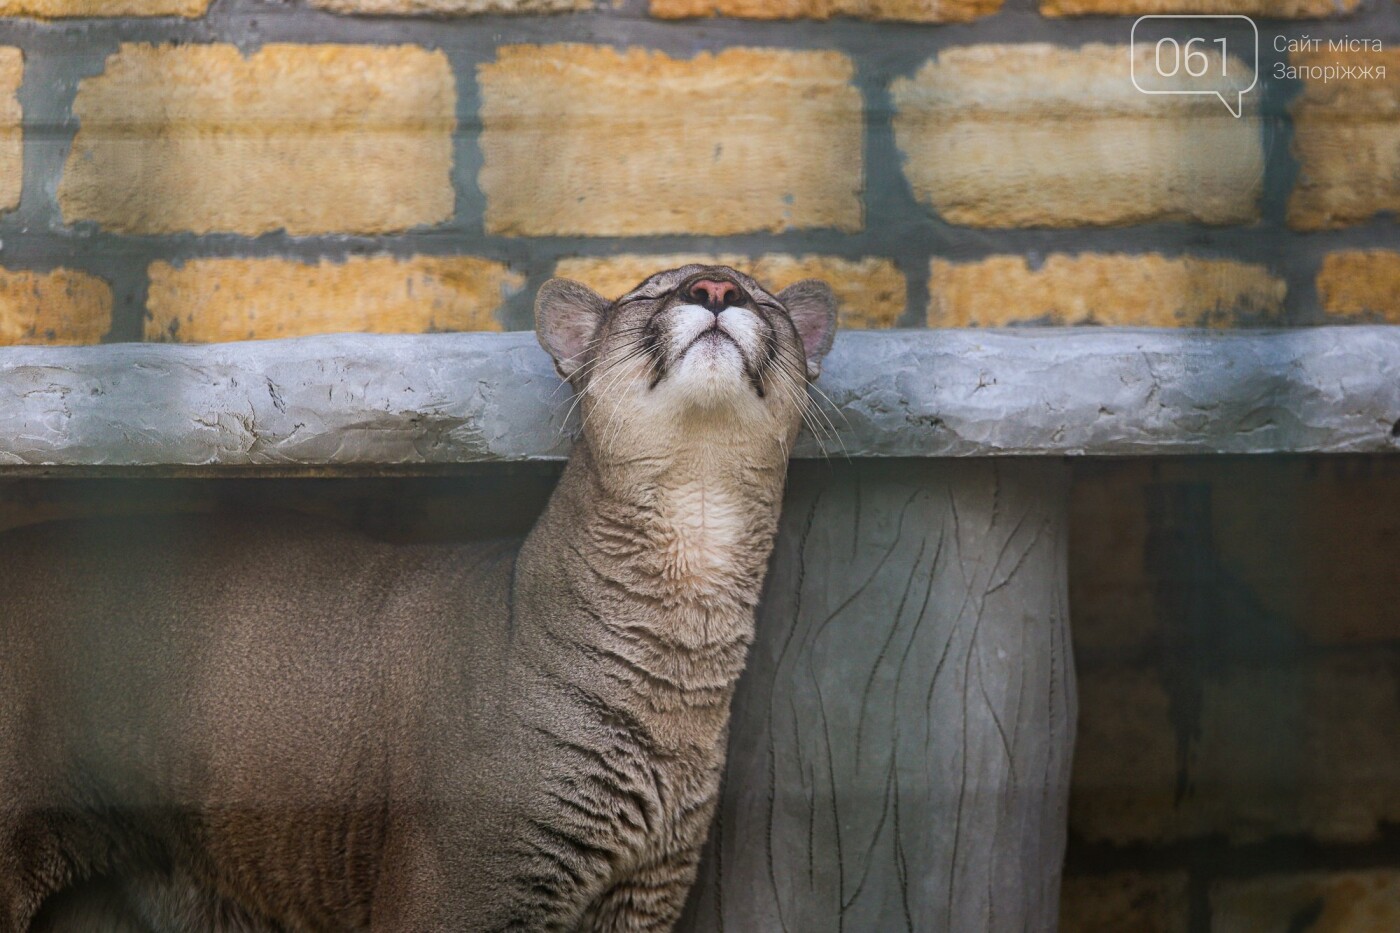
[4,468,737,932]
[6,513,517,931]
[0,266,837,931]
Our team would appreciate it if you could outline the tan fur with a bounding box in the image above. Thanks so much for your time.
[0,265,836,932]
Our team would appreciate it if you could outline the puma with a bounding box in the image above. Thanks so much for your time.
[0,265,838,932]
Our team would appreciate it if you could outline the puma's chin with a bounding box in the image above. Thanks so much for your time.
[658,304,763,410]
[669,336,752,408]
[679,330,744,375]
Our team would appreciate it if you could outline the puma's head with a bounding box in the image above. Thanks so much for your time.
[535,264,837,464]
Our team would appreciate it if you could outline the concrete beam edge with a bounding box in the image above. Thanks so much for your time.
[0,327,1396,470]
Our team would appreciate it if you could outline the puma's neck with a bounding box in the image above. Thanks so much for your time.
[572,439,784,631]
[518,439,788,751]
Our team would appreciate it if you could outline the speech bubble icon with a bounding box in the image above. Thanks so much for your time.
[1130,15,1259,118]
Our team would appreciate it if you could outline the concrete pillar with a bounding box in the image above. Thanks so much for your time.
[679,458,1075,932]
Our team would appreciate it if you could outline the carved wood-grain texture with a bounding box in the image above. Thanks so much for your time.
[678,459,1075,932]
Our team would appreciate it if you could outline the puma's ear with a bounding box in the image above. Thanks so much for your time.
[535,278,610,380]
[778,280,838,380]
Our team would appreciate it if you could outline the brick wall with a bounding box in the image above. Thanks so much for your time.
[1067,457,1400,933]
[0,0,1396,930]
[0,0,1389,342]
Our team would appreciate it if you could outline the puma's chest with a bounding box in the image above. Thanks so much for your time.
[652,480,754,591]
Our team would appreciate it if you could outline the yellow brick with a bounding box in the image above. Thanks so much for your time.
[1043,0,1354,14]
[479,46,862,236]
[1300,657,1400,842]
[1295,459,1400,642]
[59,44,455,236]
[1188,667,1306,843]
[1289,50,1400,230]
[1075,657,1400,846]
[928,255,1285,327]
[1060,872,1189,933]
[0,0,207,15]
[310,0,586,11]
[1317,251,1400,323]
[1213,871,1400,933]
[1070,667,1178,845]
[1069,462,1157,654]
[554,254,903,328]
[650,0,996,23]
[1187,658,1400,843]
[0,48,20,214]
[1191,458,1400,646]
[891,44,1260,228]
[0,267,111,345]
[145,256,520,342]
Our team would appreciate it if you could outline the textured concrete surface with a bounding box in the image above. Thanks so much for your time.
[0,327,1395,472]
[678,460,1074,932]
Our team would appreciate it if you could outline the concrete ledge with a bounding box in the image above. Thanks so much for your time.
[1,327,1396,473]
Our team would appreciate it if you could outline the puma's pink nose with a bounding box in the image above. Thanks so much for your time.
[688,279,740,311]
